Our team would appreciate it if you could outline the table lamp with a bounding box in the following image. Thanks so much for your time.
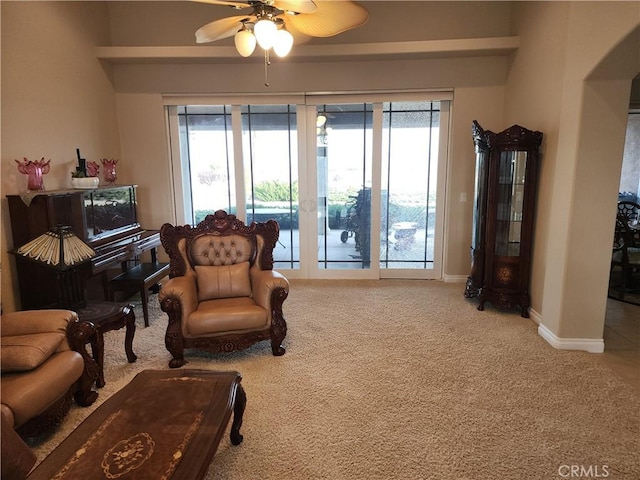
[14,226,96,310]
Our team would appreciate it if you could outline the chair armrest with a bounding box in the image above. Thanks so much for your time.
[1,410,36,480]
[1,310,78,337]
[250,269,290,311]
[65,318,99,407]
[159,275,199,319]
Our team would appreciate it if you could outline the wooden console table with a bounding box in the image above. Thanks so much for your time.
[27,369,246,480]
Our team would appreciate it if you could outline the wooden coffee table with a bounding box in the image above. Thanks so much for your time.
[27,369,246,480]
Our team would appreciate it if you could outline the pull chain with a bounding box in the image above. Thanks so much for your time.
[264,49,271,87]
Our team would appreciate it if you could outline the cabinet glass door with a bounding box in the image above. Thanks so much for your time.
[495,151,527,256]
[472,148,489,250]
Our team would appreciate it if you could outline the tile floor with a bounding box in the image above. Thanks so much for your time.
[601,298,640,391]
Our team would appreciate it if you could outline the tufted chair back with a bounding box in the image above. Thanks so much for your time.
[161,210,278,279]
[189,234,255,267]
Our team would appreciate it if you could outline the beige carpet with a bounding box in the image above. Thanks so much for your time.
[30,280,640,479]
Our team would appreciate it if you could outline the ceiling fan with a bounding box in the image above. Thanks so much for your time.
[194,0,369,60]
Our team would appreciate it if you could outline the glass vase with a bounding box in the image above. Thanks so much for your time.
[15,157,51,192]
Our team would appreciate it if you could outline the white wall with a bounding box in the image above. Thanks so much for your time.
[505,1,640,344]
[1,1,121,312]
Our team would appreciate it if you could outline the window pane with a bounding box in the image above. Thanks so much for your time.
[317,103,373,269]
[380,102,440,269]
[178,106,235,224]
[242,105,300,269]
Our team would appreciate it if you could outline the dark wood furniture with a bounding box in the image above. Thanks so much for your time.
[109,256,169,327]
[26,369,246,480]
[610,205,640,300]
[160,210,289,368]
[6,186,166,311]
[464,121,543,317]
[1,311,98,441]
[76,301,137,388]
[617,200,640,226]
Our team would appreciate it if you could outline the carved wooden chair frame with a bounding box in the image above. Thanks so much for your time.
[160,210,288,367]
[15,318,99,438]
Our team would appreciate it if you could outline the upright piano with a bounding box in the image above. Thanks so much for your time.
[7,185,162,310]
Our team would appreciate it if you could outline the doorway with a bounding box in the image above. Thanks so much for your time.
[166,93,450,280]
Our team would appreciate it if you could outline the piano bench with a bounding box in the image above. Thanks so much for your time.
[108,262,170,327]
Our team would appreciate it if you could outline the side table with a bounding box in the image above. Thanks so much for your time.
[76,301,137,388]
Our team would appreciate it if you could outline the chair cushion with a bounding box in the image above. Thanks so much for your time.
[1,333,65,373]
[195,262,252,301]
[185,297,268,337]
[1,350,84,428]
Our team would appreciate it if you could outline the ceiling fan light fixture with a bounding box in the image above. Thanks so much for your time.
[234,26,257,57]
[254,18,277,50]
[273,26,294,57]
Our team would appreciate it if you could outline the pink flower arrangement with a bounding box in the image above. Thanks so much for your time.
[86,161,100,178]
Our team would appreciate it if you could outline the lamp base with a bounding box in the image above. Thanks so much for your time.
[55,269,88,311]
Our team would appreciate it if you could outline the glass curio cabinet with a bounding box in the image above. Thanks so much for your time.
[464,121,543,317]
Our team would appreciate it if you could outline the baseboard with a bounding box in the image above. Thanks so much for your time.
[528,307,542,326]
[537,323,605,353]
[443,274,467,283]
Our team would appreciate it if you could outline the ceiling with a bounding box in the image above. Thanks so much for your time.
[99,1,518,63]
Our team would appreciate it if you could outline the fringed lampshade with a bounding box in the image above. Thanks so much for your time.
[14,226,96,309]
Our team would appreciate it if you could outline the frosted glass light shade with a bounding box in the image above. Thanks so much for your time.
[254,19,277,50]
[273,28,294,57]
[235,29,257,57]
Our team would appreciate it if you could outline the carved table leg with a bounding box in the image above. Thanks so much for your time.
[124,310,138,363]
[90,332,106,389]
[230,383,246,446]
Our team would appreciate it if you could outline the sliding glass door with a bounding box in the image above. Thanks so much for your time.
[306,98,447,279]
[315,103,374,271]
[168,93,449,280]
[241,105,299,269]
[174,104,300,270]
[380,101,443,274]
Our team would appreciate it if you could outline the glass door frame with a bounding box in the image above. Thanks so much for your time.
[165,92,451,281]
[302,95,450,280]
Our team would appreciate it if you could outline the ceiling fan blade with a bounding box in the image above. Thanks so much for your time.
[192,0,253,9]
[273,0,317,14]
[286,1,368,37]
[195,15,249,43]
[287,26,313,44]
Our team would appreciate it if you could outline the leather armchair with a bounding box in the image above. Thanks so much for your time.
[159,210,289,368]
[1,310,98,440]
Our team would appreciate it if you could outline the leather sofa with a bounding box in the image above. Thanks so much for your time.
[1,309,99,478]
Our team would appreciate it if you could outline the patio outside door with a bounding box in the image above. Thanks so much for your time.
[305,99,448,279]
[168,94,449,280]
